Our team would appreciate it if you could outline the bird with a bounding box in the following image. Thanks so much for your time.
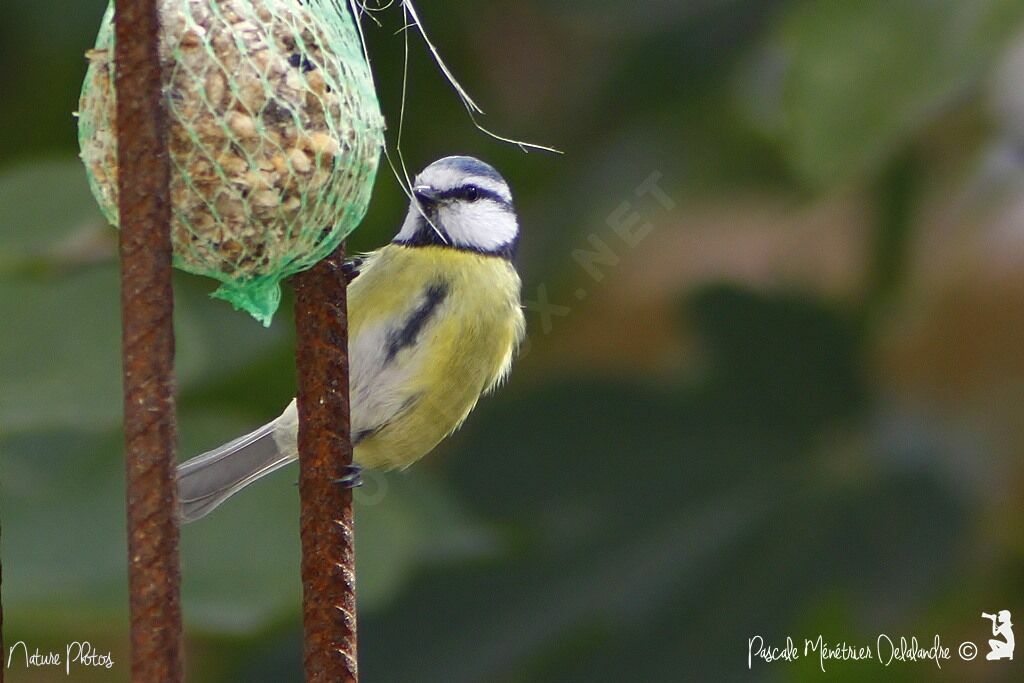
[177,156,525,522]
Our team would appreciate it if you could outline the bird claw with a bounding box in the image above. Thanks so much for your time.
[341,258,363,284]
[292,464,363,489]
[331,464,363,489]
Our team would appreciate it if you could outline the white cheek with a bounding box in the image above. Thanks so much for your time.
[441,202,518,251]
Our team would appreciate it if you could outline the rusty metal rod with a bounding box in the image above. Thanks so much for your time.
[114,0,184,680]
[294,244,358,682]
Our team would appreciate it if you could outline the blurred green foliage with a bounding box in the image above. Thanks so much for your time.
[3,0,1024,681]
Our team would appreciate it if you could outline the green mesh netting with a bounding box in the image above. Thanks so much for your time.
[78,0,384,325]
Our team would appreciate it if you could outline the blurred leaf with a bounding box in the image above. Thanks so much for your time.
[361,405,965,682]
[0,428,129,631]
[0,266,290,434]
[0,0,107,162]
[0,159,106,259]
[1,410,500,639]
[0,265,124,431]
[0,160,290,433]
[688,283,866,431]
[750,0,1024,187]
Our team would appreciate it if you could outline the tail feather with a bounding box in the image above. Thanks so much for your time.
[177,418,294,523]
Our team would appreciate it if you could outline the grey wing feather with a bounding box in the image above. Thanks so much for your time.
[177,419,294,523]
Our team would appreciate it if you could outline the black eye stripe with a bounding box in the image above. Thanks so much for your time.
[436,185,511,207]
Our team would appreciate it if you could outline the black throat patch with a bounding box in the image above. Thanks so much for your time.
[384,282,450,363]
[395,217,518,260]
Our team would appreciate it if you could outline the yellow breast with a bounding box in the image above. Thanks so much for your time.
[347,244,524,469]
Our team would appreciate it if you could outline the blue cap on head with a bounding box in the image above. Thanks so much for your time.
[429,156,506,185]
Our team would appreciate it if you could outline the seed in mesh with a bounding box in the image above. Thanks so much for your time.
[78,0,380,280]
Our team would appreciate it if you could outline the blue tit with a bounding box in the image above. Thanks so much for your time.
[177,156,525,522]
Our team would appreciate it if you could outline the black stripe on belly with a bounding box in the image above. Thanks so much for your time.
[385,282,449,364]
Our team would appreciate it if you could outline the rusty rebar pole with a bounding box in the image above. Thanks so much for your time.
[114,0,184,680]
[294,244,358,682]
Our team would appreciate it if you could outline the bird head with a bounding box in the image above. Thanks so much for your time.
[394,156,518,258]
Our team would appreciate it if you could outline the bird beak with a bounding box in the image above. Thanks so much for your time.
[413,185,439,210]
